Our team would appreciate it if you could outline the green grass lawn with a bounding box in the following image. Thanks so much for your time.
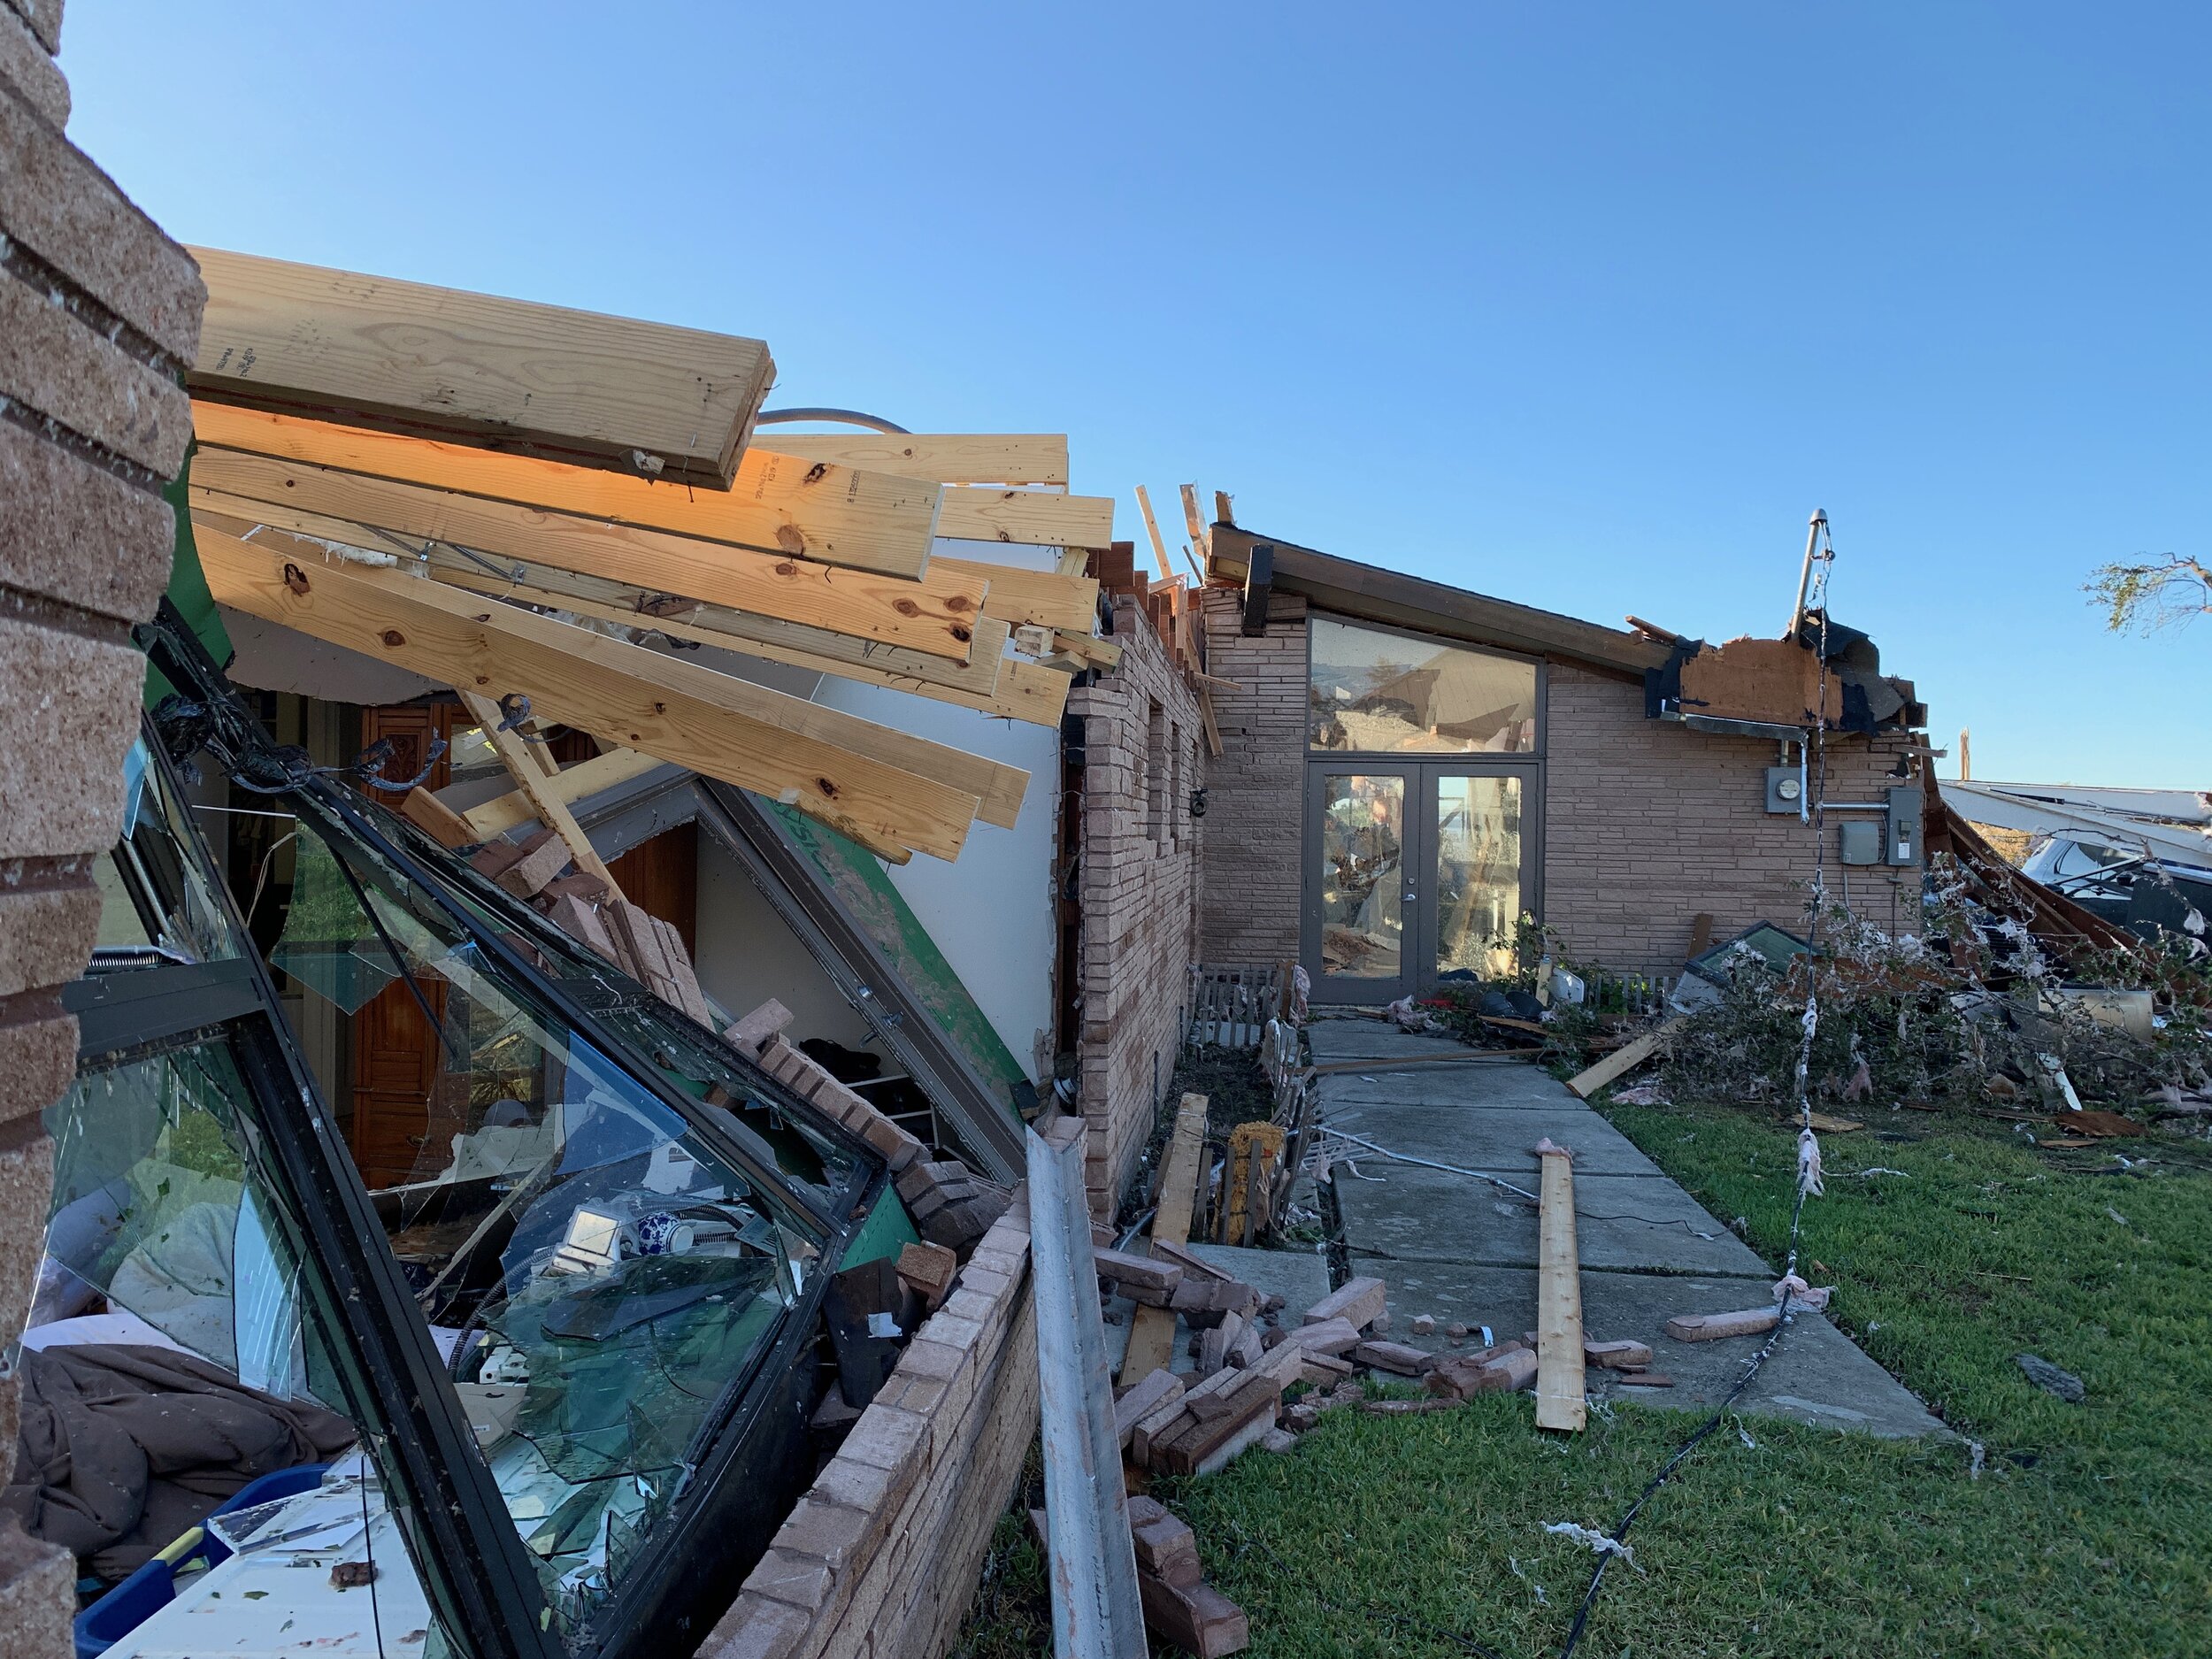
[955,1101,2212,1658]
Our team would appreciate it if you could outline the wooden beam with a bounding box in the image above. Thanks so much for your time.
[189,451,981,660]
[1044,630,1122,669]
[195,524,984,862]
[757,432,1068,486]
[1121,1093,1210,1381]
[1134,485,1174,581]
[188,247,772,490]
[936,557,1100,631]
[936,486,1115,548]
[1197,685,1224,758]
[1534,1143,1586,1432]
[189,401,944,580]
[463,746,669,841]
[1565,1017,1684,1100]
[442,567,1069,731]
[1178,484,1210,561]
[195,504,1041,798]
[453,688,625,892]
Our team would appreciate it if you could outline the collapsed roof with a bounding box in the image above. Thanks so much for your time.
[1206,521,1926,738]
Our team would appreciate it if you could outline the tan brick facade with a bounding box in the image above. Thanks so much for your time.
[1192,592,1925,984]
[1194,589,1306,965]
[1069,600,1204,1217]
[1542,661,1922,970]
[699,1198,1038,1659]
[0,26,205,1648]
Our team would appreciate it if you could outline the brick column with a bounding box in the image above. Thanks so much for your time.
[0,15,206,1647]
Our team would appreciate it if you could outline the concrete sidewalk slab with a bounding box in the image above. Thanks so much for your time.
[1321,1100,1669,1178]
[1335,1162,1768,1276]
[1314,1025,1945,1438]
[1186,1242,1333,1314]
[1359,1261,1942,1438]
[1305,1020,1481,1063]
[1317,1065,1572,1111]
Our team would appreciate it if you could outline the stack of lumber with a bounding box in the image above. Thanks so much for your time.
[184,249,1120,867]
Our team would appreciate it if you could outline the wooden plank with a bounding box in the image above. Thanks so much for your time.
[202,518,1026,831]
[937,486,1115,547]
[401,787,476,849]
[1534,1143,1586,1432]
[358,521,1060,723]
[1120,1093,1210,1381]
[455,688,623,891]
[759,432,1068,486]
[463,746,667,840]
[1043,630,1122,668]
[1197,686,1224,758]
[1134,485,1174,580]
[936,556,1100,631]
[188,247,772,489]
[1565,1016,1685,1100]
[188,401,943,579]
[440,569,1067,728]
[1178,484,1210,561]
[188,451,981,660]
[195,524,983,862]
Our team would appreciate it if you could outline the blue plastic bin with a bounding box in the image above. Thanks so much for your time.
[73,1463,331,1658]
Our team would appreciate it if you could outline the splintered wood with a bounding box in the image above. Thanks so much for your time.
[1534,1141,1586,1432]
[1120,1093,1209,1381]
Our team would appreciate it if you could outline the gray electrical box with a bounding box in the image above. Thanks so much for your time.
[1763,765,1806,815]
[1886,785,1922,865]
[1839,820,1882,865]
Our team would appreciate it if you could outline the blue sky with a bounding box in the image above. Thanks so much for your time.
[62,3,2211,787]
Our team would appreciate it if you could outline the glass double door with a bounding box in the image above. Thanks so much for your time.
[1303,763,1537,1003]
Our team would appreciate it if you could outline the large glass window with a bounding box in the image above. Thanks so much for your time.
[33,723,873,1653]
[1308,616,1539,754]
[263,805,837,1637]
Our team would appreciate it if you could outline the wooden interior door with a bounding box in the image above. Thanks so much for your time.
[349,701,459,1187]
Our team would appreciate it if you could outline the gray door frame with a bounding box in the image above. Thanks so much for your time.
[1301,758,1545,1004]
[1297,611,1549,1005]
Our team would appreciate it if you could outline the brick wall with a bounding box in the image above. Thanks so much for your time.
[1543,661,1923,971]
[698,1199,1038,1659]
[0,15,205,1649]
[1189,594,1926,985]
[1067,602,1205,1217]
[1194,588,1305,965]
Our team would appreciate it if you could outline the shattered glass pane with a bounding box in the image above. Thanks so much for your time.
[264,807,829,1639]
[91,738,250,967]
[35,1036,333,1403]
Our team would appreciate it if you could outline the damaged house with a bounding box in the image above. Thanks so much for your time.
[4,169,1966,1659]
[1196,518,1934,1003]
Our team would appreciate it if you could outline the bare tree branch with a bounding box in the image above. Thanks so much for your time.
[2085,554,2211,635]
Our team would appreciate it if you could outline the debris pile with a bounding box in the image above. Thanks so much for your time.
[1617,865,2211,1113]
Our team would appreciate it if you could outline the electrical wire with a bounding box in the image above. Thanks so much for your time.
[1554,521,1839,1659]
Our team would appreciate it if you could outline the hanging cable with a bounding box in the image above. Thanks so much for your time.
[1555,517,1839,1659]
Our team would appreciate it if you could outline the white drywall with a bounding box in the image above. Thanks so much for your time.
[692,832,884,1058]
[809,539,1066,1083]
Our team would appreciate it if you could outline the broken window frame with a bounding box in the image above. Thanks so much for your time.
[104,603,895,1658]
[545,761,1028,1182]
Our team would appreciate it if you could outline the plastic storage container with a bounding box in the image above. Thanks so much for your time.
[73,1463,332,1658]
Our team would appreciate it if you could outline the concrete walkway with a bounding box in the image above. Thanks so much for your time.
[1309,1018,1943,1437]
